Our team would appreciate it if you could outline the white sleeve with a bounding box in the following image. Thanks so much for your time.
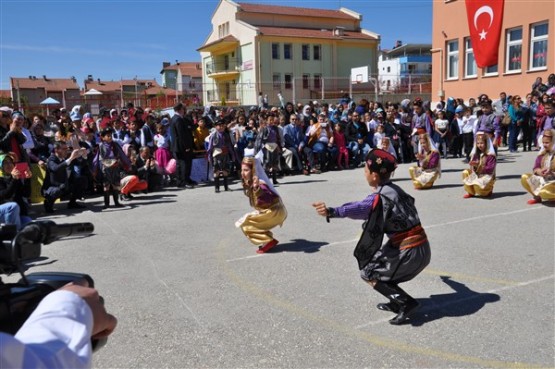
[1,290,94,369]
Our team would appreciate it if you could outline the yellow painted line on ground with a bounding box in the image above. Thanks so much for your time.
[217,240,549,369]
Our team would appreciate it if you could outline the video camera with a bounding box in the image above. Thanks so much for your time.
[0,220,106,350]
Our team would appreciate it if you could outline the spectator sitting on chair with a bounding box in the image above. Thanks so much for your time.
[42,141,88,213]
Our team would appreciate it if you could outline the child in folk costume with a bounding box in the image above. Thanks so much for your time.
[255,115,282,184]
[207,119,236,193]
[236,153,287,254]
[95,128,131,209]
[462,131,496,198]
[408,133,441,189]
[521,128,555,204]
[313,149,431,325]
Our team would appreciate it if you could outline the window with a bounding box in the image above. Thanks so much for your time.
[313,74,321,89]
[530,22,548,70]
[313,45,321,60]
[447,40,459,79]
[464,38,477,77]
[506,27,522,73]
[272,43,280,59]
[284,44,292,60]
[387,66,391,73]
[218,22,229,38]
[302,74,310,89]
[272,74,281,89]
[484,64,498,75]
[302,44,310,60]
[284,74,292,89]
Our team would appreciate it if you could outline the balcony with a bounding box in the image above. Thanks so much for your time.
[205,59,241,79]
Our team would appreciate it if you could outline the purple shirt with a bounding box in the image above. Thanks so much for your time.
[470,154,496,175]
[334,193,377,220]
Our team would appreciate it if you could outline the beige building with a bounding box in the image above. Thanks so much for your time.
[432,0,554,101]
[10,76,80,112]
[198,0,379,106]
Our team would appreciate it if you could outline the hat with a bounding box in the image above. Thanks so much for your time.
[480,99,493,107]
[100,127,114,137]
[455,105,465,113]
[70,111,82,121]
[0,152,17,169]
[110,109,118,116]
[365,149,397,175]
[160,117,169,126]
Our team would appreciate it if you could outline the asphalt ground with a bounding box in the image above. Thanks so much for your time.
[12,146,555,368]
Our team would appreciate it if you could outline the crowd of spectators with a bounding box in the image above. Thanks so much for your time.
[0,73,553,228]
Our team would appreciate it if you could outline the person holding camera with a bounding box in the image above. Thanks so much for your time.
[42,141,88,213]
[0,283,117,369]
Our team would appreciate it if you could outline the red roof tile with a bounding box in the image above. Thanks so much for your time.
[10,77,79,91]
[144,86,178,96]
[161,62,203,77]
[257,26,378,41]
[0,90,11,99]
[237,3,356,20]
[84,79,159,93]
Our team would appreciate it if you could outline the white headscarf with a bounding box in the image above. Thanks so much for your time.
[470,131,496,158]
[417,133,441,177]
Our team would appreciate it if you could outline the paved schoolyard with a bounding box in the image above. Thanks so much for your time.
[25,147,554,368]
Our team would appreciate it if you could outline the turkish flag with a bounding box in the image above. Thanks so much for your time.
[465,0,505,68]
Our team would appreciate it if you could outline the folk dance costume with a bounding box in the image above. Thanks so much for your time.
[409,133,441,189]
[236,154,287,254]
[207,120,237,193]
[94,128,131,209]
[521,128,555,204]
[462,132,496,198]
[322,150,431,325]
[255,121,282,185]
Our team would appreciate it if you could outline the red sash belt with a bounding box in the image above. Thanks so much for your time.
[391,225,427,250]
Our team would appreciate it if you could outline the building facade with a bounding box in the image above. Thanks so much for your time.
[10,76,80,112]
[378,43,432,94]
[160,61,203,102]
[198,0,379,106]
[432,0,554,101]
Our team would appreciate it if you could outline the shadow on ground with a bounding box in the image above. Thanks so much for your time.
[268,238,329,253]
[408,276,500,326]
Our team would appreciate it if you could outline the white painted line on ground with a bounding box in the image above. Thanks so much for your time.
[355,274,554,329]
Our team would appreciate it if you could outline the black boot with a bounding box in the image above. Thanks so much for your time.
[103,193,110,210]
[112,191,124,208]
[272,170,279,185]
[223,176,229,191]
[381,283,420,325]
[373,281,402,314]
[214,177,220,193]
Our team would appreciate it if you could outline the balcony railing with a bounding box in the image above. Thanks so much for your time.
[205,59,241,75]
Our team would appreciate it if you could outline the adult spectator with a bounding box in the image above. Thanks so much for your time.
[1,112,30,164]
[170,103,196,188]
[282,113,305,174]
[507,95,526,153]
[345,110,370,167]
[42,141,87,213]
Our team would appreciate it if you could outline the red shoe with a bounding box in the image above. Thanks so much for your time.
[527,198,541,205]
[463,193,473,199]
[256,239,279,254]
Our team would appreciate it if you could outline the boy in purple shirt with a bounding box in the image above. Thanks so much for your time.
[313,149,431,325]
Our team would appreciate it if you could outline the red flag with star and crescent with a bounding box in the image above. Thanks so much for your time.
[465,0,505,68]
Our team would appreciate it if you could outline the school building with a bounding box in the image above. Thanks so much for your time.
[198,0,380,106]
[431,0,554,100]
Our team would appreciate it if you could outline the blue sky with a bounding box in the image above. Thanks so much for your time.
[0,0,432,90]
